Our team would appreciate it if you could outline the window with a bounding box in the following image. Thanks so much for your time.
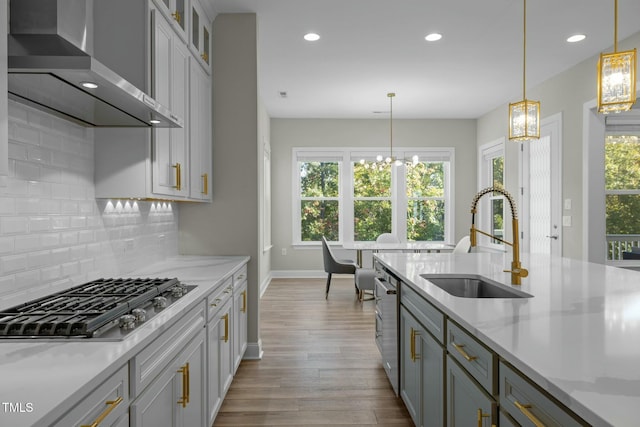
[478,140,505,248]
[605,133,640,259]
[293,148,454,244]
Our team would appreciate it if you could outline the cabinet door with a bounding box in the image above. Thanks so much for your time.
[207,312,223,425]
[233,280,248,372]
[420,325,444,427]
[189,61,212,200]
[446,355,496,427]
[400,306,421,426]
[400,306,444,427]
[132,329,206,427]
[152,0,188,43]
[190,0,211,74]
[219,298,234,397]
[151,10,189,198]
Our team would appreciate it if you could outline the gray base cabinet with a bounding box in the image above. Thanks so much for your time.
[400,306,444,427]
[446,355,496,427]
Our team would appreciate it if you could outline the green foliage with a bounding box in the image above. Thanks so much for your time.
[605,136,640,235]
[353,163,391,197]
[301,200,339,241]
[407,162,444,197]
[300,162,339,197]
[354,200,392,241]
[407,200,444,241]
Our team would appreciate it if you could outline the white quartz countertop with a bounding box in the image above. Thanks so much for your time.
[0,255,249,427]
[374,252,640,427]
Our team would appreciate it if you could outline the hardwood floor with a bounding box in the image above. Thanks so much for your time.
[213,277,413,426]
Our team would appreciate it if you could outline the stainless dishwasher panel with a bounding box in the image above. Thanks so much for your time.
[375,274,398,396]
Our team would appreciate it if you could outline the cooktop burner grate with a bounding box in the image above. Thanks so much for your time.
[0,277,189,338]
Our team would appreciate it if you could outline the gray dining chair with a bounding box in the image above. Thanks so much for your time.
[321,236,358,299]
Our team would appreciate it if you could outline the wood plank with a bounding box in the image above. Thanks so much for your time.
[213,278,412,426]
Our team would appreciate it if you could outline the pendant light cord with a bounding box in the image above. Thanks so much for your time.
[523,0,527,100]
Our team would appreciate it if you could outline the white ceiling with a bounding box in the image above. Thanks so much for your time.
[209,0,640,119]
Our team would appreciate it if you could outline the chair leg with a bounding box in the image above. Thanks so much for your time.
[325,273,332,299]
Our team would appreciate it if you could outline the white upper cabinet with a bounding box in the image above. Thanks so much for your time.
[152,0,189,43]
[190,0,212,74]
[189,62,212,201]
[151,10,190,198]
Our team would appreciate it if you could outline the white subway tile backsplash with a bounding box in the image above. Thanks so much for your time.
[0,101,179,300]
[1,254,28,274]
[1,217,28,234]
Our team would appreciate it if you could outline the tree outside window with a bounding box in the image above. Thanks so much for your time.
[605,134,640,258]
[353,162,392,241]
[406,162,445,241]
[299,161,340,241]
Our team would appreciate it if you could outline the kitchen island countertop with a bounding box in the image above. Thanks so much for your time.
[374,251,640,427]
[0,255,249,427]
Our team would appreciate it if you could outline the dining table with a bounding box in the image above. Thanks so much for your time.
[342,241,455,267]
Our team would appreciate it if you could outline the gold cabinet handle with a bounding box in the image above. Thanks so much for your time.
[452,342,477,361]
[477,408,490,427]
[201,52,209,62]
[171,10,181,24]
[177,363,189,407]
[201,173,208,195]
[221,313,229,342]
[210,298,222,307]
[81,396,123,427]
[173,163,182,190]
[241,290,247,313]
[410,327,420,361]
[514,401,545,427]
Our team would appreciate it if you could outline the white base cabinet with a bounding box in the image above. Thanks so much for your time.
[232,266,248,373]
[131,328,206,427]
[52,365,129,427]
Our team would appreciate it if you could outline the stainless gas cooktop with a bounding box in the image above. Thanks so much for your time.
[0,278,196,340]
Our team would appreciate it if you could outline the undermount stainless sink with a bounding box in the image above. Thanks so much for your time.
[420,274,533,298]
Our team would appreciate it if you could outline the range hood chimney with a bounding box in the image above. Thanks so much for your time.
[8,0,183,128]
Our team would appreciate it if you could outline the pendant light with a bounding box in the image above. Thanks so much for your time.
[597,0,637,114]
[360,93,418,170]
[508,0,540,141]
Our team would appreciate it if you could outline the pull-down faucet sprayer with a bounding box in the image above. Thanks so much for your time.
[470,186,528,285]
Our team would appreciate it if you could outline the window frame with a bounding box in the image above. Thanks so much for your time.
[292,147,455,245]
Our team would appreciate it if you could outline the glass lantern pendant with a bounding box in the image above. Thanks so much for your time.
[509,99,540,141]
[597,49,637,113]
[508,0,540,141]
[597,0,637,114]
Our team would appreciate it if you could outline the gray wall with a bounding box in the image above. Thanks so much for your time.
[477,30,640,260]
[179,14,263,357]
[270,118,477,273]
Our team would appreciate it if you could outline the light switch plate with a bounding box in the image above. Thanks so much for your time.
[563,215,572,227]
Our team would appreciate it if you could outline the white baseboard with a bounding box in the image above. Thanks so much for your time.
[243,340,263,360]
[270,270,326,278]
[259,273,272,297]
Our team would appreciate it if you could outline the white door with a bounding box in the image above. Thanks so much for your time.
[521,113,562,256]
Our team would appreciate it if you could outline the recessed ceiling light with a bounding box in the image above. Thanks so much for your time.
[425,33,442,42]
[567,34,586,43]
[81,82,98,89]
[304,33,320,41]
[149,119,161,124]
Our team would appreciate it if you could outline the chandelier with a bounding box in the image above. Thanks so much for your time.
[360,93,419,170]
[508,0,540,141]
[597,0,637,114]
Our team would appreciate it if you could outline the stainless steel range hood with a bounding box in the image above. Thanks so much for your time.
[7,0,183,128]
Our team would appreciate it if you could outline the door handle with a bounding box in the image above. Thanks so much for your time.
[545,235,559,240]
